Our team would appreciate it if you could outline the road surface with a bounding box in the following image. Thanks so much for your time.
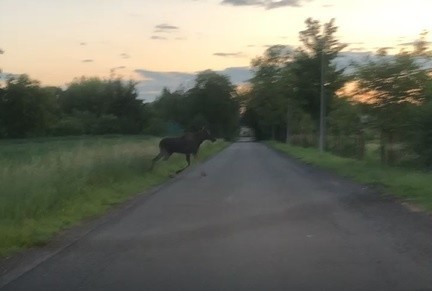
[2,142,432,291]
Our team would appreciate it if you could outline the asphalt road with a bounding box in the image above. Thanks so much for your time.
[2,142,432,291]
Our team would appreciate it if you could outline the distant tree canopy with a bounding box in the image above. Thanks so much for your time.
[243,17,347,141]
[0,70,240,140]
[0,75,150,137]
[350,32,432,165]
[242,18,432,167]
[151,70,240,140]
[0,75,57,137]
[58,77,147,135]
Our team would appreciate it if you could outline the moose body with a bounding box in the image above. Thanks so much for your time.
[150,128,216,174]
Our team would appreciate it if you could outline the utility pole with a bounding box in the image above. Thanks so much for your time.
[319,46,326,153]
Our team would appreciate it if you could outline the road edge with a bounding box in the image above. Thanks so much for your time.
[263,141,432,216]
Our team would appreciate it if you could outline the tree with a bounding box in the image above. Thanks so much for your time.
[407,76,432,167]
[290,18,347,126]
[151,70,240,140]
[243,18,347,142]
[244,45,295,140]
[0,75,57,137]
[327,96,364,158]
[59,76,147,134]
[60,77,107,116]
[352,36,432,165]
[152,87,187,134]
[104,78,146,134]
[187,70,240,140]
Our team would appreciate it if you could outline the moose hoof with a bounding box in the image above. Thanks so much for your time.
[169,173,175,178]
[200,171,207,177]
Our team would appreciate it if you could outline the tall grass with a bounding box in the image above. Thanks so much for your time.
[0,136,228,257]
[268,141,432,212]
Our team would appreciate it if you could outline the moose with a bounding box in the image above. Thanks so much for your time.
[150,127,216,174]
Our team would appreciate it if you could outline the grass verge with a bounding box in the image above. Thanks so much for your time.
[0,136,228,258]
[267,141,432,213]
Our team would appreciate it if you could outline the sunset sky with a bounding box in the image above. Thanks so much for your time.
[1,0,431,101]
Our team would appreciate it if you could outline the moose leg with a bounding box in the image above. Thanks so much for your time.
[176,154,191,174]
[163,152,172,160]
[149,149,169,170]
[149,153,162,170]
[186,154,191,167]
[194,153,207,177]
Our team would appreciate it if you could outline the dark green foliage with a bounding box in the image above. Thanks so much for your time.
[242,18,432,169]
[59,77,147,134]
[0,75,150,138]
[409,102,432,167]
[150,70,240,140]
[352,37,432,165]
[243,18,347,142]
[327,97,361,135]
[291,18,347,124]
[0,75,58,137]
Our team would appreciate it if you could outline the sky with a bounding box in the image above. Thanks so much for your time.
[1,0,431,101]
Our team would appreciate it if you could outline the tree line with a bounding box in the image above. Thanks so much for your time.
[0,71,240,140]
[241,18,432,168]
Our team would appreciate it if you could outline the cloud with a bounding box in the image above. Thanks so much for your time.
[0,71,20,82]
[398,41,432,46]
[334,51,374,74]
[346,47,367,52]
[221,0,310,9]
[220,67,253,83]
[336,51,432,75]
[150,36,167,40]
[82,59,94,63]
[120,53,130,59]
[80,42,86,46]
[154,23,179,33]
[151,23,183,41]
[247,43,295,50]
[134,70,195,101]
[213,52,246,58]
[134,67,252,102]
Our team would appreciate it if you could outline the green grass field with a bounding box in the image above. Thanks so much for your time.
[0,135,228,257]
[268,141,432,213]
